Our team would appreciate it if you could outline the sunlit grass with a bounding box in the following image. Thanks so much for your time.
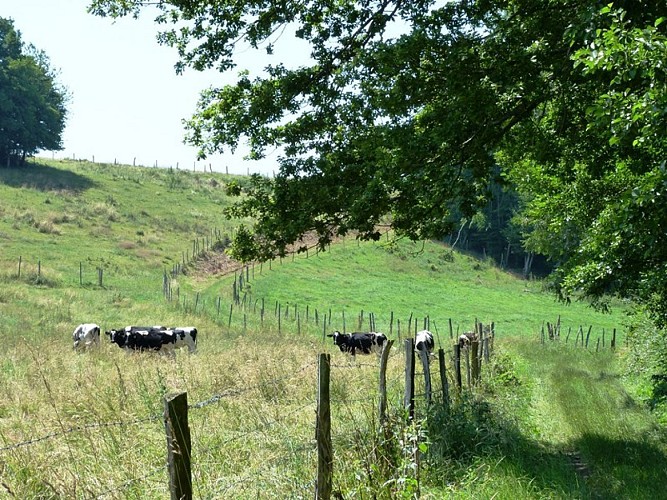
[0,159,664,498]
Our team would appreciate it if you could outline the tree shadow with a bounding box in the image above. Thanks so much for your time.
[426,396,667,499]
[572,432,667,500]
[0,161,96,193]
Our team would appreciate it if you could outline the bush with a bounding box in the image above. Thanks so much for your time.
[623,308,667,421]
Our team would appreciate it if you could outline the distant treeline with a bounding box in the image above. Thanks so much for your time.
[444,173,551,278]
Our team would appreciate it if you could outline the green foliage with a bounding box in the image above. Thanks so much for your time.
[0,158,665,498]
[501,4,667,323]
[623,309,667,423]
[0,18,68,166]
[88,0,667,326]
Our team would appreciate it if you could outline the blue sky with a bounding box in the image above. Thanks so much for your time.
[4,1,293,175]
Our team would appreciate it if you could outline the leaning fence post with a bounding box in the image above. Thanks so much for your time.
[438,349,449,409]
[404,338,415,420]
[316,353,332,500]
[378,340,395,424]
[453,344,462,392]
[471,340,480,384]
[164,392,192,500]
[418,348,432,406]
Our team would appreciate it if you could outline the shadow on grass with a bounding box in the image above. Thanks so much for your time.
[427,397,592,498]
[575,432,667,500]
[426,385,667,498]
[0,161,96,193]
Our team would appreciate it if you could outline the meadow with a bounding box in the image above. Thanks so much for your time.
[0,158,664,499]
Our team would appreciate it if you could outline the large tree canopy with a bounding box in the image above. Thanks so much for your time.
[0,18,68,166]
[89,1,667,323]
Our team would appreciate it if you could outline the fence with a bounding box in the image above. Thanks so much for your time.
[540,315,619,351]
[0,324,497,499]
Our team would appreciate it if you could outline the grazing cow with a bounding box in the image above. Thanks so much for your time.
[105,326,197,353]
[72,323,101,350]
[458,332,477,349]
[106,328,172,352]
[162,327,198,353]
[415,330,434,355]
[327,331,388,356]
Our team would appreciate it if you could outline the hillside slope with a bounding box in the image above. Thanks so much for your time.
[0,159,663,499]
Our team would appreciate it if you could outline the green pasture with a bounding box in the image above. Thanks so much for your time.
[0,158,664,499]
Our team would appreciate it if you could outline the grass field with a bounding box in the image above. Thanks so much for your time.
[0,158,665,499]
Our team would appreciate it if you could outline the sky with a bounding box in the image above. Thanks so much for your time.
[4,1,295,176]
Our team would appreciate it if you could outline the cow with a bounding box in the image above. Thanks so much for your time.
[458,332,477,349]
[105,328,170,352]
[415,330,434,355]
[162,327,197,353]
[327,331,388,356]
[72,323,101,350]
[105,326,197,353]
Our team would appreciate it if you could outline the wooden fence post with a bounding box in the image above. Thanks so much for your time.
[471,340,480,384]
[611,328,616,350]
[438,349,449,409]
[453,344,462,392]
[17,256,22,278]
[316,353,332,500]
[404,338,415,420]
[378,340,395,424]
[418,349,432,405]
[164,392,192,500]
[464,345,471,390]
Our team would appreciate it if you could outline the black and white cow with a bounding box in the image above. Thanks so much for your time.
[72,323,101,350]
[458,332,477,349]
[106,327,169,352]
[106,326,197,353]
[162,327,198,353]
[327,331,388,356]
[415,330,434,355]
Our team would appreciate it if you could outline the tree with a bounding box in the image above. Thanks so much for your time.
[502,4,667,323]
[89,1,667,322]
[0,18,68,166]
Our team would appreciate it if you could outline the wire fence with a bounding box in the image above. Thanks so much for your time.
[0,340,464,499]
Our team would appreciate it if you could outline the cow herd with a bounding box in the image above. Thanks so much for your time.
[72,323,197,353]
[327,329,439,357]
[326,329,480,358]
[73,322,476,358]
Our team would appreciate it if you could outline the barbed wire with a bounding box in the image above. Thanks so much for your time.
[189,361,316,410]
[0,362,317,454]
[0,414,162,454]
[86,463,168,500]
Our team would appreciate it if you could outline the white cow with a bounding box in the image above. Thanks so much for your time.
[72,323,101,350]
[415,330,434,355]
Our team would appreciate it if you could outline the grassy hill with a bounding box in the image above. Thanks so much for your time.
[0,158,664,499]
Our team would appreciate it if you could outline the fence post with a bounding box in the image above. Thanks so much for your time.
[17,256,21,278]
[404,338,415,421]
[164,392,192,500]
[378,340,395,424]
[438,349,449,409]
[418,349,432,406]
[453,344,462,392]
[611,328,616,350]
[471,340,480,384]
[316,353,332,500]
